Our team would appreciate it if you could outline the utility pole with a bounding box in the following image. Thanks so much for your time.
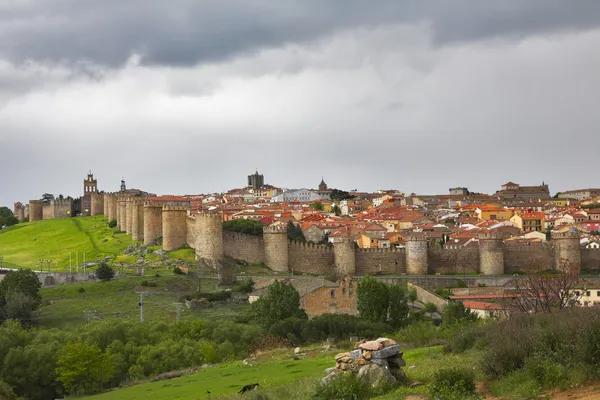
[173,302,183,323]
[139,292,145,322]
[84,310,95,324]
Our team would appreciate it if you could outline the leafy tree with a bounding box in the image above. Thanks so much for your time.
[55,340,114,396]
[95,262,115,282]
[0,207,18,228]
[0,380,17,400]
[108,219,117,228]
[443,301,477,325]
[388,284,409,329]
[222,219,264,236]
[408,289,418,305]
[329,189,355,202]
[249,280,307,329]
[357,276,390,323]
[424,302,438,313]
[310,201,324,211]
[233,278,255,294]
[286,221,306,242]
[332,205,341,216]
[0,269,42,322]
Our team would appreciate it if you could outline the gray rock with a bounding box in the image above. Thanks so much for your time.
[321,371,339,386]
[357,363,397,387]
[351,349,362,359]
[323,367,336,377]
[371,344,400,359]
[390,367,406,383]
[154,250,166,256]
[294,347,301,355]
[371,358,389,368]
[388,356,406,368]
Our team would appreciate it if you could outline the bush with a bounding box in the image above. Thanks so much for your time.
[233,278,255,294]
[108,219,117,228]
[140,281,157,287]
[430,367,476,400]
[443,301,478,325]
[424,302,438,313]
[78,287,85,293]
[173,267,185,275]
[95,262,115,281]
[314,373,372,400]
[223,219,264,236]
[198,291,231,302]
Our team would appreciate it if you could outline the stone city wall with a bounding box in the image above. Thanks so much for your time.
[428,247,480,275]
[355,248,406,275]
[504,245,555,273]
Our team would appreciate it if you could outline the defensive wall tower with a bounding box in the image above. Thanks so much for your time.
[194,212,224,266]
[125,197,134,234]
[91,193,104,216]
[143,201,164,245]
[107,194,117,222]
[334,236,356,277]
[478,231,505,275]
[13,202,25,222]
[406,232,429,275]
[103,194,109,219]
[118,197,127,231]
[162,205,189,251]
[29,200,43,222]
[263,225,289,273]
[553,228,582,274]
[131,200,145,241]
[42,203,53,220]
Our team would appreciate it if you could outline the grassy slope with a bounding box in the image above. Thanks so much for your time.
[0,216,134,270]
[37,276,246,329]
[84,346,472,400]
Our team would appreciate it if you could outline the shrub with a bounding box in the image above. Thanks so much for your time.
[95,262,115,281]
[443,301,477,325]
[314,372,371,400]
[198,291,231,302]
[424,302,438,313]
[78,287,85,293]
[108,219,117,228]
[173,267,185,275]
[456,280,468,288]
[233,278,255,294]
[141,280,149,287]
[222,219,264,236]
[430,367,476,400]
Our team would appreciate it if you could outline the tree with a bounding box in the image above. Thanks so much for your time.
[332,205,341,216]
[55,341,114,396]
[357,276,390,323]
[506,270,584,314]
[95,262,115,282]
[443,301,477,325]
[0,269,42,318]
[108,219,117,228]
[329,189,355,202]
[388,284,409,329]
[0,207,18,228]
[0,380,17,400]
[286,221,306,242]
[310,201,324,211]
[249,280,307,329]
[222,219,264,236]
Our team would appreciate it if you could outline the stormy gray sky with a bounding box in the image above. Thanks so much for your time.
[2,1,600,206]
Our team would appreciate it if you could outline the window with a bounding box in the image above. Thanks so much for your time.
[330,290,335,299]
[587,291,591,297]
[596,291,600,297]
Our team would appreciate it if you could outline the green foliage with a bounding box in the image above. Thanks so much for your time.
[286,221,306,242]
[173,266,185,275]
[429,367,477,400]
[455,280,468,288]
[0,380,17,400]
[108,219,117,228]
[0,207,18,229]
[303,314,391,343]
[78,287,86,293]
[95,262,115,282]
[387,284,409,329]
[233,278,255,294]
[408,288,417,303]
[424,302,438,313]
[55,340,114,395]
[329,189,355,202]
[332,205,341,216]
[357,276,389,323]
[314,373,372,400]
[249,280,307,329]
[0,269,42,323]
[310,201,324,211]
[443,301,478,326]
[222,219,264,236]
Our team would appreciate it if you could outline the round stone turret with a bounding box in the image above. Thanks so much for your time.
[131,200,145,241]
[334,236,356,277]
[263,224,289,272]
[143,201,163,245]
[162,205,189,251]
[478,231,505,275]
[553,228,582,274]
[118,197,127,231]
[195,213,223,266]
[406,232,428,275]
[107,194,118,222]
[29,200,43,222]
[125,198,134,234]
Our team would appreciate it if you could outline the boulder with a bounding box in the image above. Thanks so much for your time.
[363,350,372,360]
[323,367,336,377]
[388,356,406,368]
[376,337,397,347]
[371,344,400,359]
[335,352,351,362]
[294,347,301,355]
[351,349,362,359]
[321,371,340,386]
[358,341,383,351]
[357,364,397,387]
[370,358,389,368]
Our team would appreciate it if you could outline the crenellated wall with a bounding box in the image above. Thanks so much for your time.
[582,249,600,271]
[288,241,335,274]
[428,247,480,274]
[29,200,43,222]
[131,200,144,241]
[91,193,104,216]
[504,244,554,273]
[263,225,289,273]
[356,248,406,275]
[194,213,223,263]
[143,201,163,245]
[162,205,188,251]
[223,231,265,265]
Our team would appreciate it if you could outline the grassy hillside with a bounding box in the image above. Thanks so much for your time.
[0,216,134,270]
[37,275,246,329]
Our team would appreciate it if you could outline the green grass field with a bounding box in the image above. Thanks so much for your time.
[37,275,246,328]
[0,216,134,270]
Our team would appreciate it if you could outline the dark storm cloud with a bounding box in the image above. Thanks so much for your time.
[1,1,600,67]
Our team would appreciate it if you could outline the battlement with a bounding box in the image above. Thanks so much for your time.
[144,200,164,208]
[263,224,287,234]
[187,215,196,222]
[50,198,73,206]
[406,232,428,241]
[357,247,405,253]
[553,229,581,240]
[162,205,189,212]
[334,236,355,245]
[29,199,42,205]
[288,240,334,252]
[197,212,222,221]
[14,202,24,209]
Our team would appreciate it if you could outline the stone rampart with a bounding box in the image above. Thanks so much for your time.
[223,231,265,265]
[91,193,104,216]
[42,203,53,220]
[263,225,289,272]
[504,244,554,273]
[194,213,223,264]
[162,205,188,251]
[406,282,448,310]
[582,249,600,271]
[356,248,406,275]
[131,200,144,241]
[428,247,480,275]
[288,241,334,274]
[143,201,163,245]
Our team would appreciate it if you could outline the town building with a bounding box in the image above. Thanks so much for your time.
[495,181,550,200]
[558,189,600,201]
